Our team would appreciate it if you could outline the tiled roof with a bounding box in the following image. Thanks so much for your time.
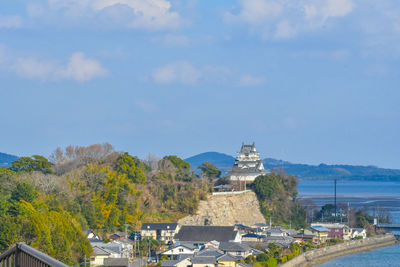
[191,256,217,264]
[197,248,224,257]
[217,254,238,261]
[219,242,250,252]
[174,226,238,243]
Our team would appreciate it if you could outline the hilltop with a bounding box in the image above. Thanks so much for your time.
[185,152,400,181]
[0,152,18,167]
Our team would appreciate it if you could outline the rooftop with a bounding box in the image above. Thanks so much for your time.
[174,226,238,243]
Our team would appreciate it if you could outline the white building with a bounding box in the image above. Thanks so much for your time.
[229,143,268,183]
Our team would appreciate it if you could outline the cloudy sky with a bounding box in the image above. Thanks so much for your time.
[1,0,399,168]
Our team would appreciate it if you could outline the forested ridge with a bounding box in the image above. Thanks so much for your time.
[0,144,211,265]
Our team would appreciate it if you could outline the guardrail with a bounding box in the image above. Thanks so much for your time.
[0,243,69,267]
[212,190,250,195]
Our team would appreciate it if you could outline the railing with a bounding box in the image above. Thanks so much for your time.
[212,190,250,195]
[0,243,69,267]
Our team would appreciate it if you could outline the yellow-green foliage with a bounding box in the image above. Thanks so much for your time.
[0,178,91,265]
[0,152,211,264]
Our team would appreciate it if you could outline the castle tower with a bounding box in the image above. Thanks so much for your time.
[229,143,268,185]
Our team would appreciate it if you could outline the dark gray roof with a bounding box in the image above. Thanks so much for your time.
[217,254,238,261]
[197,248,224,257]
[103,258,129,267]
[219,242,250,252]
[93,246,111,256]
[239,143,257,154]
[174,226,238,243]
[161,260,180,267]
[191,256,217,264]
[141,223,178,231]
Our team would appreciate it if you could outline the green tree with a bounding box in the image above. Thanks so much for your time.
[164,156,190,170]
[115,153,146,184]
[10,182,39,203]
[198,162,221,178]
[10,155,54,174]
[254,174,281,200]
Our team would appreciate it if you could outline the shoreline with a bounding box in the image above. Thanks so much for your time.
[281,234,397,267]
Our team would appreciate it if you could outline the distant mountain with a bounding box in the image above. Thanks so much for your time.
[185,152,400,181]
[0,152,18,167]
[185,152,235,175]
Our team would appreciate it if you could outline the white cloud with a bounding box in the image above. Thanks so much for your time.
[305,0,354,25]
[152,61,266,87]
[225,0,354,39]
[10,52,106,82]
[56,52,107,81]
[238,74,266,87]
[153,61,201,85]
[0,15,22,28]
[12,58,55,80]
[45,0,181,30]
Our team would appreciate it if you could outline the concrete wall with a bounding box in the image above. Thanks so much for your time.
[281,234,397,267]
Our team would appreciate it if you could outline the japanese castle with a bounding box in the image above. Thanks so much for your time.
[229,143,268,183]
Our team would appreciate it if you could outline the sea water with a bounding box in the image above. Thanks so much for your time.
[298,180,400,267]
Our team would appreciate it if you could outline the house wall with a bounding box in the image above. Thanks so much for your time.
[193,263,216,267]
[218,260,236,267]
[90,255,108,267]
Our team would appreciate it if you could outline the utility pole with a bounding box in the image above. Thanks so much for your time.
[334,179,337,223]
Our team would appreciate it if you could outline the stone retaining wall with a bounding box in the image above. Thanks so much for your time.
[281,234,397,267]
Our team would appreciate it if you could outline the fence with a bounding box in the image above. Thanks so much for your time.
[0,243,69,267]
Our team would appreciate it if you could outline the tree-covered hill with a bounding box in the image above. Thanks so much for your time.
[186,152,400,181]
[0,152,18,167]
[0,144,210,265]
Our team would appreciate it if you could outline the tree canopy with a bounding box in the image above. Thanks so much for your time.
[10,155,53,174]
[198,161,221,178]
[114,153,147,184]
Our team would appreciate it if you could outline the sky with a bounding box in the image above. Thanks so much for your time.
[0,0,399,169]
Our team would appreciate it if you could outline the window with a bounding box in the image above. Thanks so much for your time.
[179,248,184,252]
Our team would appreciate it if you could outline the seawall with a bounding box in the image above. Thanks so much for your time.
[281,234,397,267]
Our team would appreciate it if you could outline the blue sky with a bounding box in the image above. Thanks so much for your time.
[0,0,399,168]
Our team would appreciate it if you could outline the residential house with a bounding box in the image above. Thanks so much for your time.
[216,253,238,267]
[234,224,255,234]
[109,232,127,241]
[311,223,352,240]
[351,228,367,239]
[141,223,180,242]
[219,242,251,258]
[162,244,198,259]
[83,230,101,241]
[262,236,295,248]
[113,239,134,258]
[307,226,329,243]
[265,227,288,237]
[241,233,264,242]
[174,226,241,247]
[253,223,268,232]
[90,246,121,267]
